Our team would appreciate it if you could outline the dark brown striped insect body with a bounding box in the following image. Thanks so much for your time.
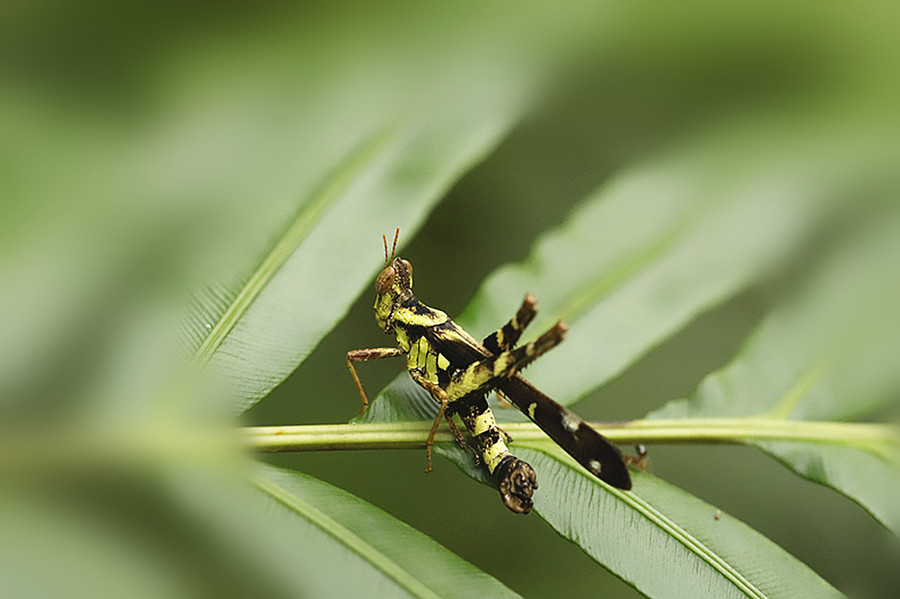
[347,229,631,514]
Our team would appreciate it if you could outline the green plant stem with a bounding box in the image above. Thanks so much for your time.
[2,419,893,475]
[240,418,898,454]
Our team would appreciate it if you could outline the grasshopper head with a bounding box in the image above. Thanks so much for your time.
[373,229,412,330]
[374,257,413,330]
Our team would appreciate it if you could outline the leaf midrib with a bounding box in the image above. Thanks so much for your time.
[249,470,442,599]
[190,128,395,370]
[527,445,767,599]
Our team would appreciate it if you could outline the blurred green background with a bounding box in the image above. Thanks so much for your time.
[2,1,898,597]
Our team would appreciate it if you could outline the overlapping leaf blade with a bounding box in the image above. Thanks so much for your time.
[516,451,842,598]
[171,462,521,599]
[1,12,536,598]
[361,130,835,425]
[360,129,859,596]
[194,100,522,414]
[651,214,900,534]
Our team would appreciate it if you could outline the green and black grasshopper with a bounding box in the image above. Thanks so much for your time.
[348,229,631,513]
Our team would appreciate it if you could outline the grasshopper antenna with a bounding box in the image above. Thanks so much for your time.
[383,227,400,266]
[391,227,400,261]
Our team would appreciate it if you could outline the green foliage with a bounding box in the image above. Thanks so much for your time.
[651,217,900,534]
[360,137,897,595]
[2,2,898,598]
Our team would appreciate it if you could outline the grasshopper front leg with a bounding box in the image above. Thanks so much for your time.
[346,348,404,411]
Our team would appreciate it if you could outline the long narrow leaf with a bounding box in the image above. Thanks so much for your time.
[651,214,900,533]
[357,128,869,596]
[171,462,520,599]
[197,101,520,414]
[361,134,831,427]
[517,449,843,599]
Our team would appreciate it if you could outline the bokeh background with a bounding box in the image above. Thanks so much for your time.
[2,1,898,597]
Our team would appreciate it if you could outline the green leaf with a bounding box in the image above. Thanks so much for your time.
[191,101,521,414]
[0,14,530,418]
[651,214,900,534]
[359,124,851,430]
[359,127,860,595]
[5,3,897,599]
[516,450,843,598]
[361,130,839,428]
[173,462,520,599]
[0,490,195,599]
[757,441,899,534]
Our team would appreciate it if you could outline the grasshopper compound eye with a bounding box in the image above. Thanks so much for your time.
[375,265,395,294]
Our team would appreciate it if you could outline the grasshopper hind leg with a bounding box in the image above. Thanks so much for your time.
[482,294,538,354]
[447,320,567,401]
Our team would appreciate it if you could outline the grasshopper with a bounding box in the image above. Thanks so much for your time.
[348,230,631,513]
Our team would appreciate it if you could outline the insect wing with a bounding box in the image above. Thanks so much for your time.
[498,376,632,490]
[424,321,489,370]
